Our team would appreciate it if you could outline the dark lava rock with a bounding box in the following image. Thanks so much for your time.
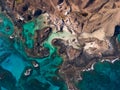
[22,3,29,12]
[67,50,99,67]
[32,46,50,58]
[59,44,66,54]
[26,43,50,58]
[102,50,115,57]
[113,25,120,36]
[57,0,64,4]
[52,38,63,46]
[74,57,93,67]
[36,27,52,43]
[17,19,25,25]
[52,38,66,54]
[58,46,66,54]
[25,27,52,58]
[23,14,32,21]
[34,9,42,17]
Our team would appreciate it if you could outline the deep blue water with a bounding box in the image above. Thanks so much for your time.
[77,60,120,90]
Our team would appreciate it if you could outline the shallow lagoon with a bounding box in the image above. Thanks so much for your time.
[0,13,67,90]
[0,31,67,90]
[1,13,120,90]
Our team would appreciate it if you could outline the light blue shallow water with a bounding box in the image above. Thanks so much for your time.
[1,54,26,81]
[0,13,67,90]
[0,33,67,90]
[1,12,120,90]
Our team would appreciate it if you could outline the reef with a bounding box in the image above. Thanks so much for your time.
[0,0,120,90]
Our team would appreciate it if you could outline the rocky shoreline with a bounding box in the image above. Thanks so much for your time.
[1,0,120,90]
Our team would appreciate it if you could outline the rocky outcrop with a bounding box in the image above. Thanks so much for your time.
[25,27,52,58]
[2,0,120,90]
[3,0,120,37]
[35,27,52,43]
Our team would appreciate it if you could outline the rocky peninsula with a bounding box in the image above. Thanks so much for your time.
[0,0,120,90]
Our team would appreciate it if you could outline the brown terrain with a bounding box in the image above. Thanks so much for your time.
[1,0,120,90]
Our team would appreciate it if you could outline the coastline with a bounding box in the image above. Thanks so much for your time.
[82,57,119,72]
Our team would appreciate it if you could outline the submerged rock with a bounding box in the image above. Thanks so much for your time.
[2,0,120,90]
[0,66,17,90]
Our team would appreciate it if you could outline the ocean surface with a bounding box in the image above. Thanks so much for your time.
[77,60,120,90]
[0,13,120,90]
[0,35,67,90]
[0,13,67,90]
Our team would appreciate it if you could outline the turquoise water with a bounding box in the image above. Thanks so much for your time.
[0,36,67,90]
[1,12,120,90]
[0,13,14,36]
[0,13,67,90]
